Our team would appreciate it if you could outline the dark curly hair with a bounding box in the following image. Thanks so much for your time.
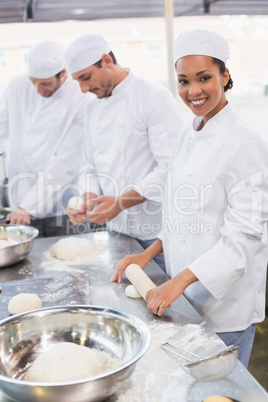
[212,57,233,92]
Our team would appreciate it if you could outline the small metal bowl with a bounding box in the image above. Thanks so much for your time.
[0,305,151,402]
[185,346,239,381]
[0,224,39,268]
[161,342,238,382]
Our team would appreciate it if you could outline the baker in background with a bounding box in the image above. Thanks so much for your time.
[0,41,92,236]
[65,34,184,271]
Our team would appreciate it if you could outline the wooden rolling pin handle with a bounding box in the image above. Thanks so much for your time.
[125,263,156,301]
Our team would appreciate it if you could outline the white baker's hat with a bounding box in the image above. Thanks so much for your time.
[174,29,230,64]
[65,34,111,74]
[27,41,65,79]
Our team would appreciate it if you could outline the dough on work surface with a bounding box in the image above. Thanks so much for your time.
[25,342,120,382]
[68,196,84,210]
[125,285,142,298]
[51,237,100,261]
[8,293,42,315]
[203,397,233,402]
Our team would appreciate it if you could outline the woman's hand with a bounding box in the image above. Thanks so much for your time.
[110,253,148,283]
[146,279,181,316]
[111,238,163,283]
[147,269,198,316]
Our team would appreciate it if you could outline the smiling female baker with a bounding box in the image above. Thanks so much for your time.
[111,29,268,367]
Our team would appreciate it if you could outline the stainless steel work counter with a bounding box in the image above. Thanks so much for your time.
[0,231,267,402]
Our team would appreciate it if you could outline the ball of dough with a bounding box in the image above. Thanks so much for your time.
[125,285,142,298]
[68,196,84,210]
[51,237,100,261]
[25,342,115,382]
[8,293,42,315]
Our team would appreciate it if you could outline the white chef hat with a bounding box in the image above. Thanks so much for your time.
[174,29,230,64]
[27,41,65,79]
[65,34,111,74]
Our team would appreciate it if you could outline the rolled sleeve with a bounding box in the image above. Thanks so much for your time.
[157,230,164,241]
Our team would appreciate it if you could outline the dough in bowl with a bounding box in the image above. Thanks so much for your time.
[25,342,120,382]
[51,237,101,261]
[0,238,15,249]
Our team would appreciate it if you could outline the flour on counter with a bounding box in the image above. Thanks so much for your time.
[39,251,86,273]
[164,323,224,357]
[112,320,224,402]
[0,275,92,317]
[38,275,91,305]
[113,320,190,402]
[148,320,179,353]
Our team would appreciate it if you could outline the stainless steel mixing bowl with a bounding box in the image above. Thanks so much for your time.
[0,305,151,402]
[0,224,39,268]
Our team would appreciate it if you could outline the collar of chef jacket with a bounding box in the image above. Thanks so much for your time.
[192,102,231,135]
[110,68,131,96]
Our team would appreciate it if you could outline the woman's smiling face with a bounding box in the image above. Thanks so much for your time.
[176,55,229,125]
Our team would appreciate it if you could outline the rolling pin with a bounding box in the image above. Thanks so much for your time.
[125,264,156,301]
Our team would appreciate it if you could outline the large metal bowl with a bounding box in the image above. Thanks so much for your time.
[0,305,151,402]
[0,224,39,268]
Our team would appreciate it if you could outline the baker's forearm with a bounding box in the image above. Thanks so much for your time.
[111,238,163,283]
[118,189,147,210]
[143,238,163,263]
[172,268,198,290]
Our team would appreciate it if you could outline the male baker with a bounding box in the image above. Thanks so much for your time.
[0,41,92,236]
[65,34,184,270]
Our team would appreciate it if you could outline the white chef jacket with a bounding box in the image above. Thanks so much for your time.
[0,74,91,218]
[160,104,268,332]
[79,70,184,240]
